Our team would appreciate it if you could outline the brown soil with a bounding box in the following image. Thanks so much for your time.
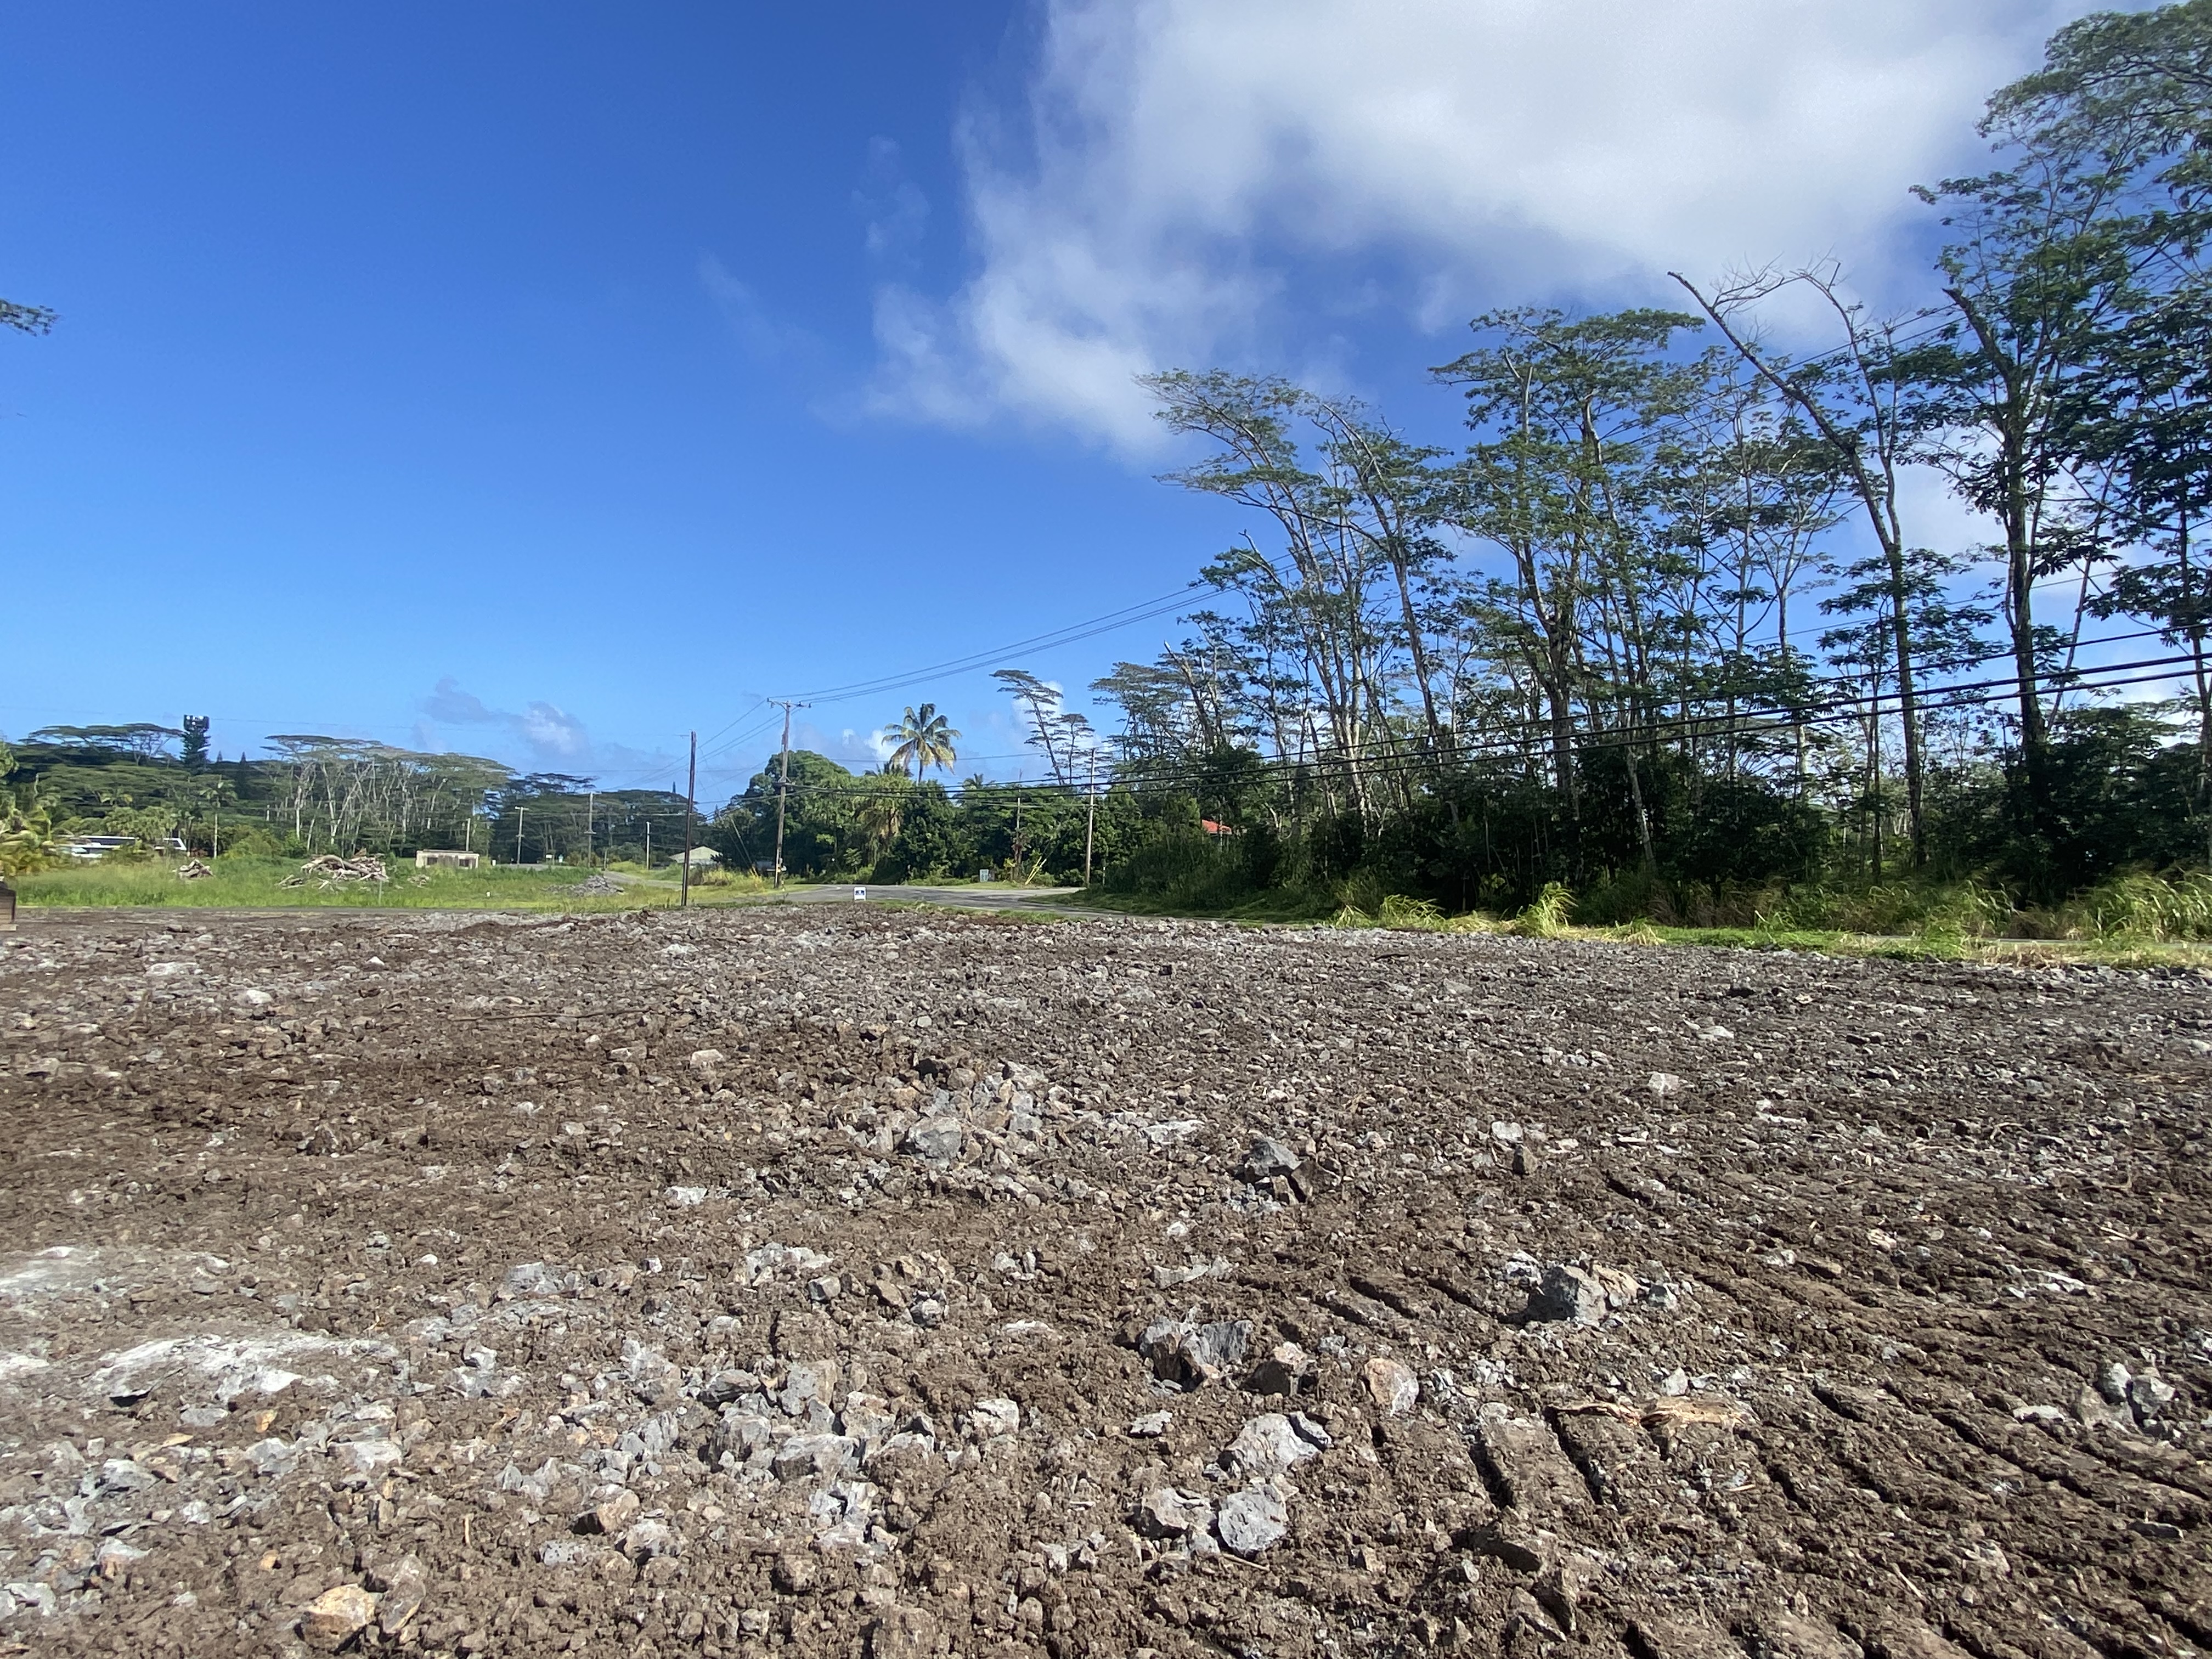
[0,905,2207,1659]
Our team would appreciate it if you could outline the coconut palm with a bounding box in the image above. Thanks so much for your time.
[854,766,915,854]
[887,703,961,779]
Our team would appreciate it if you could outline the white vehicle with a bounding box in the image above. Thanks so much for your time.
[63,834,137,861]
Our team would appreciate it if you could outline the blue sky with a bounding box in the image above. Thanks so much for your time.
[1,1,2090,802]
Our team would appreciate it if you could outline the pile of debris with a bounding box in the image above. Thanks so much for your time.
[174,859,213,881]
[567,872,624,896]
[279,854,390,889]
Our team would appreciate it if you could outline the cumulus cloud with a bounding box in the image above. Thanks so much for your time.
[422,678,592,765]
[871,0,2084,451]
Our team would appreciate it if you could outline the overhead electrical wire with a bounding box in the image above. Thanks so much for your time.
[748,645,2206,808]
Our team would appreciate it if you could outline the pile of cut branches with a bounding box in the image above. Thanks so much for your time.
[279,853,390,889]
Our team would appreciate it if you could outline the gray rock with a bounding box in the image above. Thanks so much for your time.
[902,1118,965,1162]
[772,1434,860,1482]
[367,1554,426,1636]
[2129,1368,2177,1421]
[584,1488,641,1534]
[778,1359,841,1420]
[1526,1265,1624,1325]
[2074,1381,2133,1432]
[1186,1319,1252,1378]
[708,1412,775,1469]
[499,1261,563,1300]
[1137,1487,1213,1538]
[1225,1414,1317,1478]
[1127,1410,1171,1438]
[700,1368,761,1408]
[1138,1316,1254,1387]
[1244,1341,1312,1396]
[1215,1483,1290,1556]
[1363,1357,1418,1415]
[1239,1138,1301,1183]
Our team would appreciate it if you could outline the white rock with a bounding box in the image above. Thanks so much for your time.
[1137,1487,1214,1538]
[1215,1483,1290,1556]
[1226,1414,1318,1478]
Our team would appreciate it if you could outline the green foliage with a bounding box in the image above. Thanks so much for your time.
[1377,893,1446,931]
[0,744,64,877]
[1511,882,1576,938]
[2059,870,2212,939]
[886,704,961,780]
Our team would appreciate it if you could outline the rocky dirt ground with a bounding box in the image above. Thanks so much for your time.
[0,905,2207,1659]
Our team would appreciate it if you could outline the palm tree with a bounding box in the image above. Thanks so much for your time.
[887,703,961,778]
[855,768,912,854]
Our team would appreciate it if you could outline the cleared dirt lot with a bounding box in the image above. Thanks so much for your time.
[0,905,2207,1659]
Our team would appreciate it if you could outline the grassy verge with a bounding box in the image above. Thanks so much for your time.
[14,859,788,914]
[1070,885,2212,968]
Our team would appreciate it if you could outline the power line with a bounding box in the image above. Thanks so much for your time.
[738,647,2204,808]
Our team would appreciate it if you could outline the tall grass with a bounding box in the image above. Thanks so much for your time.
[1511,881,1576,938]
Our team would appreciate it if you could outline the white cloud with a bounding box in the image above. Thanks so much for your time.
[847,726,900,765]
[858,138,932,266]
[700,254,812,359]
[421,678,658,775]
[872,0,2086,450]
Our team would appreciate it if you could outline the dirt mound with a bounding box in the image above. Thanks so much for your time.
[0,907,2205,1657]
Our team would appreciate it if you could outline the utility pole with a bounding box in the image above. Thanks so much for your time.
[515,808,524,867]
[771,700,808,889]
[585,789,594,868]
[1084,747,1096,886]
[644,819,650,869]
[681,731,697,909]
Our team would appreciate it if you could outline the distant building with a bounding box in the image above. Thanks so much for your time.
[415,850,482,870]
[63,835,137,861]
[681,847,720,868]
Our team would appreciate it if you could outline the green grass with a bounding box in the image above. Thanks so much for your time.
[1074,879,2212,968]
[15,857,783,913]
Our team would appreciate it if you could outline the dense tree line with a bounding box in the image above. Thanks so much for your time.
[1075,4,2212,915]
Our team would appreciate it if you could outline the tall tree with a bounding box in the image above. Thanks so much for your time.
[1673,264,1936,862]
[885,702,961,779]
[991,669,1075,786]
[1434,308,1712,869]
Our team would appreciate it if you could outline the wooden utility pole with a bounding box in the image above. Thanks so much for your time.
[681,731,697,909]
[771,700,807,889]
[515,808,524,867]
[1083,747,1097,885]
[585,789,594,867]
